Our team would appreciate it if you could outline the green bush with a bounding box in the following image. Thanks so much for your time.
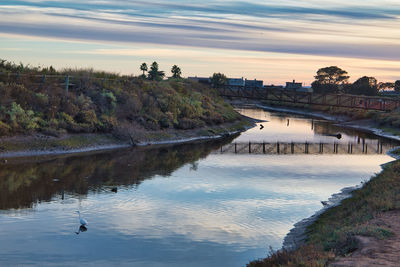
[0,121,11,135]
[6,102,39,131]
[75,110,98,126]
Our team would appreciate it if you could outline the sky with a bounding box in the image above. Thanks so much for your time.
[0,0,400,85]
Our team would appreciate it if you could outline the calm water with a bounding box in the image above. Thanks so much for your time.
[0,109,398,266]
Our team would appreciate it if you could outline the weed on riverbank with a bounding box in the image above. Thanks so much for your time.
[248,156,400,266]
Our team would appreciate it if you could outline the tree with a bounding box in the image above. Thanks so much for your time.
[395,80,400,92]
[171,65,182,79]
[140,63,148,77]
[348,76,378,96]
[378,82,394,91]
[210,73,227,88]
[147,62,165,81]
[312,66,349,93]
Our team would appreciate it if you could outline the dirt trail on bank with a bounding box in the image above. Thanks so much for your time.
[332,210,400,267]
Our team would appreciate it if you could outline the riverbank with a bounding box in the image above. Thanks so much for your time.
[230,99,400,142]
[0,118,252,159]
[242,101,400,266]
[249,152,400,267]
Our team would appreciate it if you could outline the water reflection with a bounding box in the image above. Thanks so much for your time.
[235,108,399,147]
[75,225,88,235]
[0,109,398,266]
[0,136,237,210]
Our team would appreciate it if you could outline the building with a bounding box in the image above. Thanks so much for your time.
[264,85,284,90]
[286,80,303,90]
[227,77,245,87]
[245,79,263,88]
[285,80,313,93]
[188,76,211,85]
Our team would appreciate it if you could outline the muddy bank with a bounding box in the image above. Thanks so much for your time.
[0,119,253,159]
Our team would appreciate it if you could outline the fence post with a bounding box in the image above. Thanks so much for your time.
[65,75,69,99]
[249,142,251,154]
[277,142,280,154]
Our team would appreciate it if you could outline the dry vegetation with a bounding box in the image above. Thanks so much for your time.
[0,60,241,141]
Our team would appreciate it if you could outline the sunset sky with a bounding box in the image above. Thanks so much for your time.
[1,0,400,85]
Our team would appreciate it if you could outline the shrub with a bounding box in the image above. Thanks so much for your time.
[99,114,118,131]
[175,118,205,130]
[6,102,39,131]
[74,110,98,127]
[158,116,170,129]
[0,121,11,136]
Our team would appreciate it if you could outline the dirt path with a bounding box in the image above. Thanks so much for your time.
[331,210,400,267]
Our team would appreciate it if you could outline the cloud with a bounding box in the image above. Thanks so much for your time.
[1,1,400,61]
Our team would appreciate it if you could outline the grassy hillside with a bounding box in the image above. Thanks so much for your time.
[0,60,241,140]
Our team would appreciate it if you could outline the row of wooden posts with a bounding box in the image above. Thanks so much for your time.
[219,142,385,154]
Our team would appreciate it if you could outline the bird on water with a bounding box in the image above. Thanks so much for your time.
[76,211,88,226]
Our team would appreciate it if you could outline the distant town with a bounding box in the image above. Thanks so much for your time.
[188,76,313,93]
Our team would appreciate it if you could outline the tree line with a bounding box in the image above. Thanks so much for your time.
[140,62,182,81]
[312,66,400,96]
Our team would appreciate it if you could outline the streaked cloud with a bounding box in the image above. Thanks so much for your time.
[1,0,400,83]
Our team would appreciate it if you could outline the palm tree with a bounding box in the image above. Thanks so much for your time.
[140,63,148,77]
[171,65,182,79]
[148,61,165,81]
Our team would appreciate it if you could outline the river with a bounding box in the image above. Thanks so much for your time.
[0,108,398,266]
